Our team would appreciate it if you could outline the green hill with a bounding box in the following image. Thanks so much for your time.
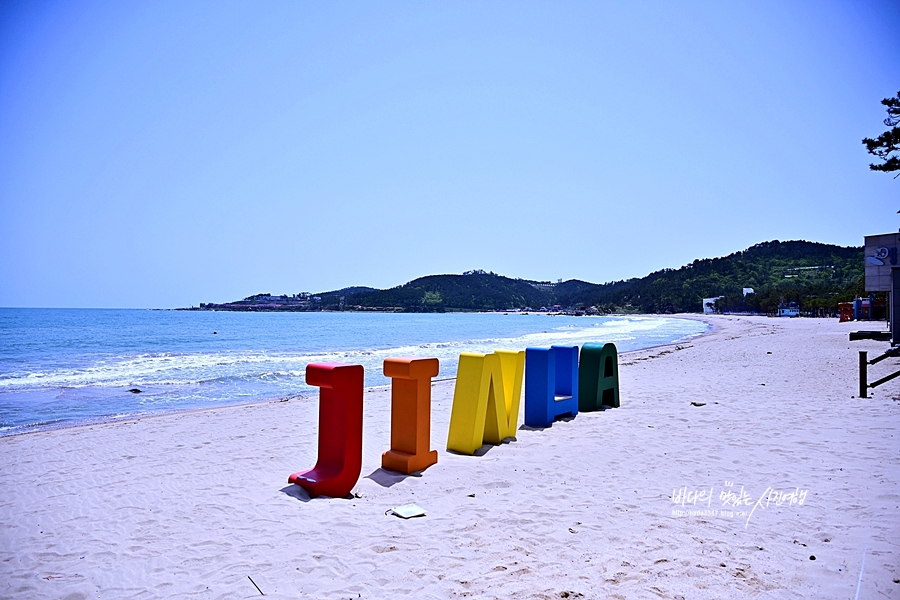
[333,240,863,313]
[194,240,865,313]
[565,240,864,314]
[347,271,550,312]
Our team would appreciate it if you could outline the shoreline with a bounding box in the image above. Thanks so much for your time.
[0,313,713,439]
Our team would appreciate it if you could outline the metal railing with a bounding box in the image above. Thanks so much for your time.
[859,347,900,398]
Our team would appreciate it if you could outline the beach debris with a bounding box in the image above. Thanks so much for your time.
[128,388,142,394]
[248,575,264,595]
[809,555,816,560]
[467,493,475,497]
[690,402,706,407]
[387,503,426,519]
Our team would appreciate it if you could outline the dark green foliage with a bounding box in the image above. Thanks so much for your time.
[346,272,549,312]
[316,286,378,306]
[208,240,864,314]
[565,240,863,313]
[862,90,900,174]
[326,240,862,313]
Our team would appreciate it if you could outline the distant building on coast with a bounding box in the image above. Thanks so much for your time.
[529,279,562,292]
[863,232,899,343]
[777,302,800,317]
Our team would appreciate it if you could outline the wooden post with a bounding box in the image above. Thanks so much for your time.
[859,351,868,398]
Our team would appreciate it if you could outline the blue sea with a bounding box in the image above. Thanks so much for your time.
[0,309,707,436]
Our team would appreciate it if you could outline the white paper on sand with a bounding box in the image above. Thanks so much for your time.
[389,504,426,519]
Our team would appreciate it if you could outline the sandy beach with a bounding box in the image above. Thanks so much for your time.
[1,315,898,599]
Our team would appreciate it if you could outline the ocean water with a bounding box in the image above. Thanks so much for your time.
[0,309,707,435]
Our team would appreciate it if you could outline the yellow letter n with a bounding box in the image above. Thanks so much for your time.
[446,350,525,455]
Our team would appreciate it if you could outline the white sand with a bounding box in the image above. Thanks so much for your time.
[1,315,898,599]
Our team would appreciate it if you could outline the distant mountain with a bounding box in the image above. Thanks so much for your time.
[322,286,380,296]
[337,241,863,314]
[187,240,864,314]
[565,240,864,314]
[315,286,379,306]
[348,272,551,312]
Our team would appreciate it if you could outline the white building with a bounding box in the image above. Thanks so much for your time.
[777,303,800,317]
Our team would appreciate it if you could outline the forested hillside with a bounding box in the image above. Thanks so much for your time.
[192,240,864,313]
[339,241,863,313]
[566,240,864,314]
[349,272,549,311]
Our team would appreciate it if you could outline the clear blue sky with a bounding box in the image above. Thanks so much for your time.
[1,1,898,308]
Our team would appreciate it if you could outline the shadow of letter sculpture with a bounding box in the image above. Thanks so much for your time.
[288,362,364,498]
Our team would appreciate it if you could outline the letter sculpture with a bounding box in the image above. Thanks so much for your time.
[524,345,579,427]
[288,362,364,498]
[382,357,440,474]
[578,342,620,411]
[447,350,525,455]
